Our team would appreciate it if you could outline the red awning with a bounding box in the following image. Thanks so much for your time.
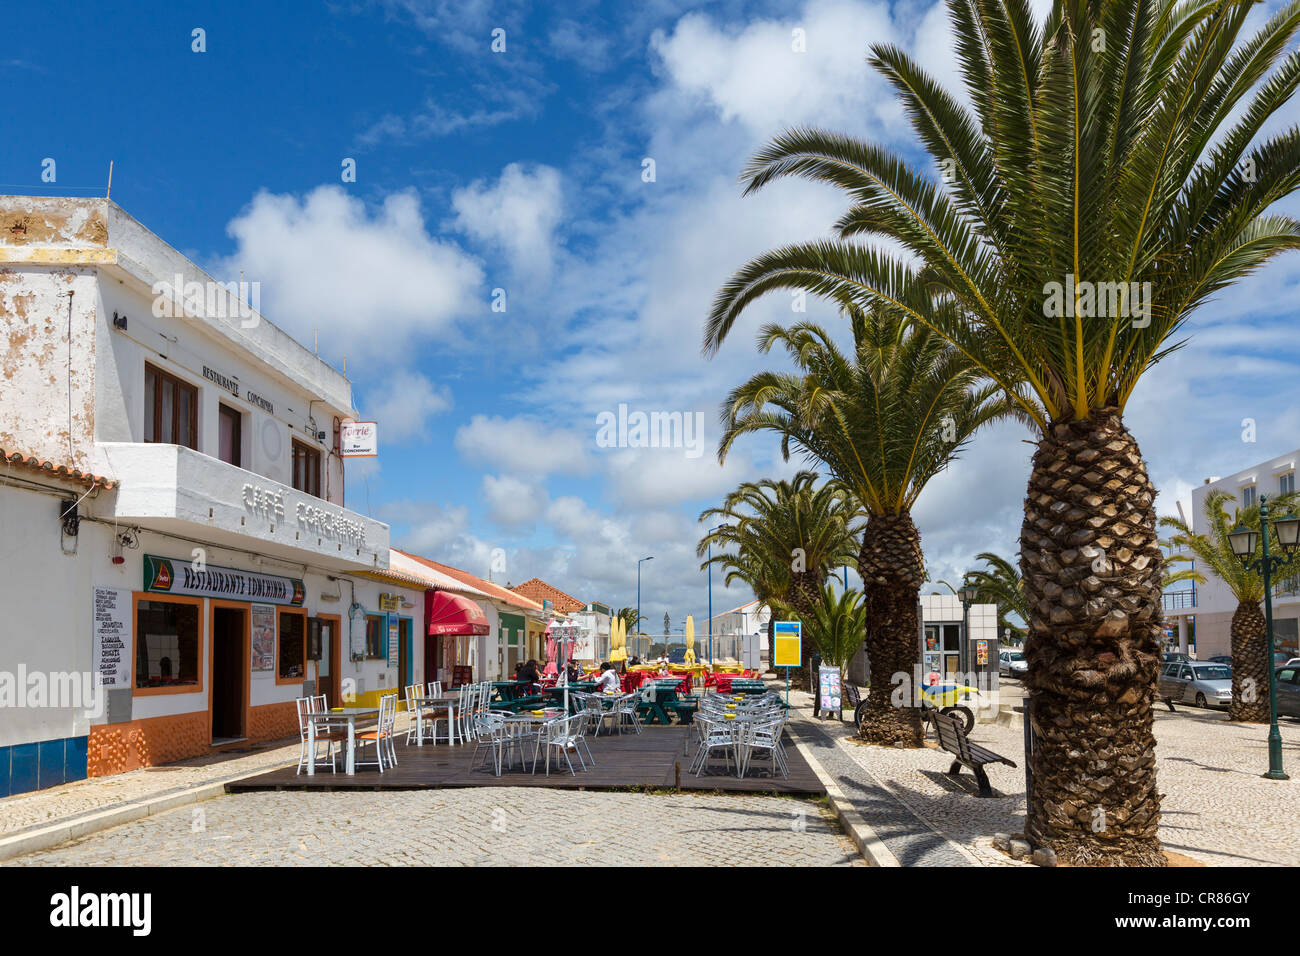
[426,590,489,636]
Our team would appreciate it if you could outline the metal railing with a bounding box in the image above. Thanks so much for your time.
[1161,589,1197,611]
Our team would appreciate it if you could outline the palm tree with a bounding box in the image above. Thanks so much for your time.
[965,548,1201,642]
[1160,490,1300,721]
[803,583,868,677]
[704,0,1300,866]
[698,471,861,681]
[713,310,1010,745]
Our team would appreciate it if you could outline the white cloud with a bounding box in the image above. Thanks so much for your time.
[454,414,592,476]
[217,186,484,363]
[450,163,564,281]
[482,473,549,529]
[649,0,902,137]
[359,370,452,443]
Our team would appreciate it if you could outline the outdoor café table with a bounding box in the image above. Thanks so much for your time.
[638,682,680,725]
[498,712,559,773]
[414,695,459,746]
[305,707,378,775]
[492,680,532,703]
[543,684,594,713]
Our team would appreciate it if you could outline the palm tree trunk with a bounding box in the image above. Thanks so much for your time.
[787,571,822,690]
[1021,408,1164,867]
[1228,600,1269,723]
[856,512,924,746]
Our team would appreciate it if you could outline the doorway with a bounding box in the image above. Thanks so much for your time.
[397,617,413,689]
[310,615,341,708]
[211,606,247,743]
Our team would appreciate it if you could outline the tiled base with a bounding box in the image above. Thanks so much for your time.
[0,736,88,797]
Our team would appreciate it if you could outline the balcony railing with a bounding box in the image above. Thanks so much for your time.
[1162,589,1197,611]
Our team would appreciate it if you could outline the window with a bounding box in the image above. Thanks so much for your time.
[218,404,242,467]
[1282,472,1296,496]
[292,439,321,498]
[144,364,198,449]
[277,610,305,682]
[1242,485,1258,508]
[136,598,201,690]
[365,614,385,659]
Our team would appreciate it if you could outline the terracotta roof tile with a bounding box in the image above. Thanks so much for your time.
[396,550,543,612]
[510,578,586,613]
[0,448,115,489]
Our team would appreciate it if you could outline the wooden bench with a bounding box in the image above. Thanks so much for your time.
[933,710,1016,798]
[666,699,698,724]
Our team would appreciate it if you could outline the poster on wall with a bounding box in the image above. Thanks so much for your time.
[349,607,367,661]
[92,586,131,688]
[251,603,276,671]
[976,639,989,666]
[772,620,802,667]
[387,617,399,668]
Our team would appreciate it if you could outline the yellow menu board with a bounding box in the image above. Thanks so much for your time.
[772,620,802,667]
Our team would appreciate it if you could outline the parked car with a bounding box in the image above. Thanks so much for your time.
[1162,651,1191,664]
[1158,661,1233,708]
[1275,667,1300,719]
[1208,655,1232,666]
[1283,658,1300,668]
[667,646,688,665]
[998,650,1028,677]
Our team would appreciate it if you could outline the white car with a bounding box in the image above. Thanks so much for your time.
[999,650,1028,677]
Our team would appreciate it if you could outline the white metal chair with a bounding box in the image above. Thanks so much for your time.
[471,711,509,776]
[613,692,642,735]
[403,684,431,744]
[691,713,741,777]
[739,717,788,778]
[296,696,341,774]
[539,714,586,776]
[354,694,398,772]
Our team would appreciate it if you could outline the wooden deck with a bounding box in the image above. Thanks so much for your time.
[226,724,823,796]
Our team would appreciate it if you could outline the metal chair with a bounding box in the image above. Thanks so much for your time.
[295,696,341,774]
[539,714,586,776]
[739,717,788,779]
[403,684,426,744]
[355,694,398,772]
[691,713,742,777]
[471,711,509,776]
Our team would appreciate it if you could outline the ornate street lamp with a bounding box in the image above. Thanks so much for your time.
[958,579,979,698]
[1228,497,1299,781]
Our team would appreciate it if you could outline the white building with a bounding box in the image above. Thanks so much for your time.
[0,196,409,793]
[708,599,772,663]
[1172,448,1300,661]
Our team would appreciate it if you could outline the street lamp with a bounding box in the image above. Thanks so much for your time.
[706,525,724,668]
[1228,496,1299,781]
[637,556,654,661]
[958,579,979,699]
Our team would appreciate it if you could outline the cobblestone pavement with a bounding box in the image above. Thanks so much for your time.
[789,686,1300,867]
[0,736,303,838]
[6,788,862,866]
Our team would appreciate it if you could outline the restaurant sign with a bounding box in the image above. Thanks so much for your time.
[142,554,305,607]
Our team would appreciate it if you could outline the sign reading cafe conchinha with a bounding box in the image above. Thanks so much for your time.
[142,554,306,607]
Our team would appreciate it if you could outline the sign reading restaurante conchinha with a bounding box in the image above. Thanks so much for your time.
[142,554,306,606]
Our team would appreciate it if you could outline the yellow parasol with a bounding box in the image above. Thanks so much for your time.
[610,615,627,662]
[684,615,696,664]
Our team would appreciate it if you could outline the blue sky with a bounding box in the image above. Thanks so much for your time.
[6,0,1300,629]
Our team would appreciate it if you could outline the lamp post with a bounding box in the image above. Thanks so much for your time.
[637,556,654,662]
[958,579,979,700]
[1228,496,1299,781]
[706,525,724,668]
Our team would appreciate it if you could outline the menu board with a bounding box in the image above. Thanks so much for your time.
[92,586,131,688]
[251,604,276,672]
[387,616,399,667]
[818,665,842,714]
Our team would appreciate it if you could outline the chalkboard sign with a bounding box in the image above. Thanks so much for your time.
[818,665,842,716]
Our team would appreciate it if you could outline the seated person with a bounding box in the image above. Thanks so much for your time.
[518,658,542,687]
[565,660,580,683]
[593,662,621,694]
